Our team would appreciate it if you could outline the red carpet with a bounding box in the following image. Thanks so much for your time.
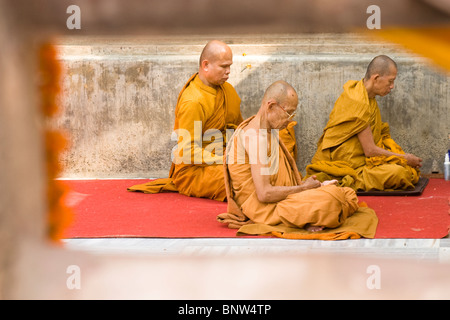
[62,178,450,239]
[360,179,450,238]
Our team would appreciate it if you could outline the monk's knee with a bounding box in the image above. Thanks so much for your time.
[388,164,408,176]
[172,165,226,200]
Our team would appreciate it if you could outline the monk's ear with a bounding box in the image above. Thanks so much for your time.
[372,74,379,82]
[200,59,209,71]
[267,99,277,110]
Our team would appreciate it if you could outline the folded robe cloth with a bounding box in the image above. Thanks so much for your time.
[217,186,378,240]
[235,202,378,240]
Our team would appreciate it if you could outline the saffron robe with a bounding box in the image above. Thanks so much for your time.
[306,79,420,191]
[128,74,298,201]
[216,116,378,240]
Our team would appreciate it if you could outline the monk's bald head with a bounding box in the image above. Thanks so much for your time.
[199,40,232,66]
[363,55,398,98]
[364,55,397,80]
[262,80,298,106]
[260,80,298,130]
[198,40,233,87]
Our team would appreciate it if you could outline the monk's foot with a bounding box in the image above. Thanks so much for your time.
[306,225,324,232]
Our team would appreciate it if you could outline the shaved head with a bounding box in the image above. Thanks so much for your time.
[198,40,233,87]
[199,40,231,66]
[262,80,298,105]
[259,80,298,130]
[364,55,397,80]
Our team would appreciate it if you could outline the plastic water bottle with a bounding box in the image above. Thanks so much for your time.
[446,134,450,181]
[445,152,450,181]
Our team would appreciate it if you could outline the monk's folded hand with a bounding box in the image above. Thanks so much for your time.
[302,176,322,190]
[404,153,423,168]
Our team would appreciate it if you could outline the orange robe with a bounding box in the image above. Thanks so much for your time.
[128,73,243,201]
[217,116,378,239]
[306,79,420,191]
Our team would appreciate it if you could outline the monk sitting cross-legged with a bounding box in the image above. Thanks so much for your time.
[306,55,422,192]
[217,81,378,239]
[128,40,242,201]
[127,40,297,201]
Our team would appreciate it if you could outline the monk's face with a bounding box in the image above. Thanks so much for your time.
[202,48,233,86]
[374,66,397,97]
[268,93,298,130]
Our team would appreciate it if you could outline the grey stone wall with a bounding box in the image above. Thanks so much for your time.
[55,34,450,178]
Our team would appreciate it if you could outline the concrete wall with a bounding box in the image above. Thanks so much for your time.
[55,34,450,179]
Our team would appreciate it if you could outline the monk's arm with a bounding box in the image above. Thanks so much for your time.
[357,125,422,167]
[251,163,296,203]
[250,163,321,203]
[176,100,220,165]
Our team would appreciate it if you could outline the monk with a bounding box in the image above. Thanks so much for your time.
[217,81,378,239]
[128,40,297,201]
[306,55,422,192]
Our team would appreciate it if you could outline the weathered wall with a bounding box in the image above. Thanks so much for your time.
[55,34,450,178]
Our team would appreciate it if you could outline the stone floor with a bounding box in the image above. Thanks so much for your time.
[63,237,450,262]
[9,236,450,300]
